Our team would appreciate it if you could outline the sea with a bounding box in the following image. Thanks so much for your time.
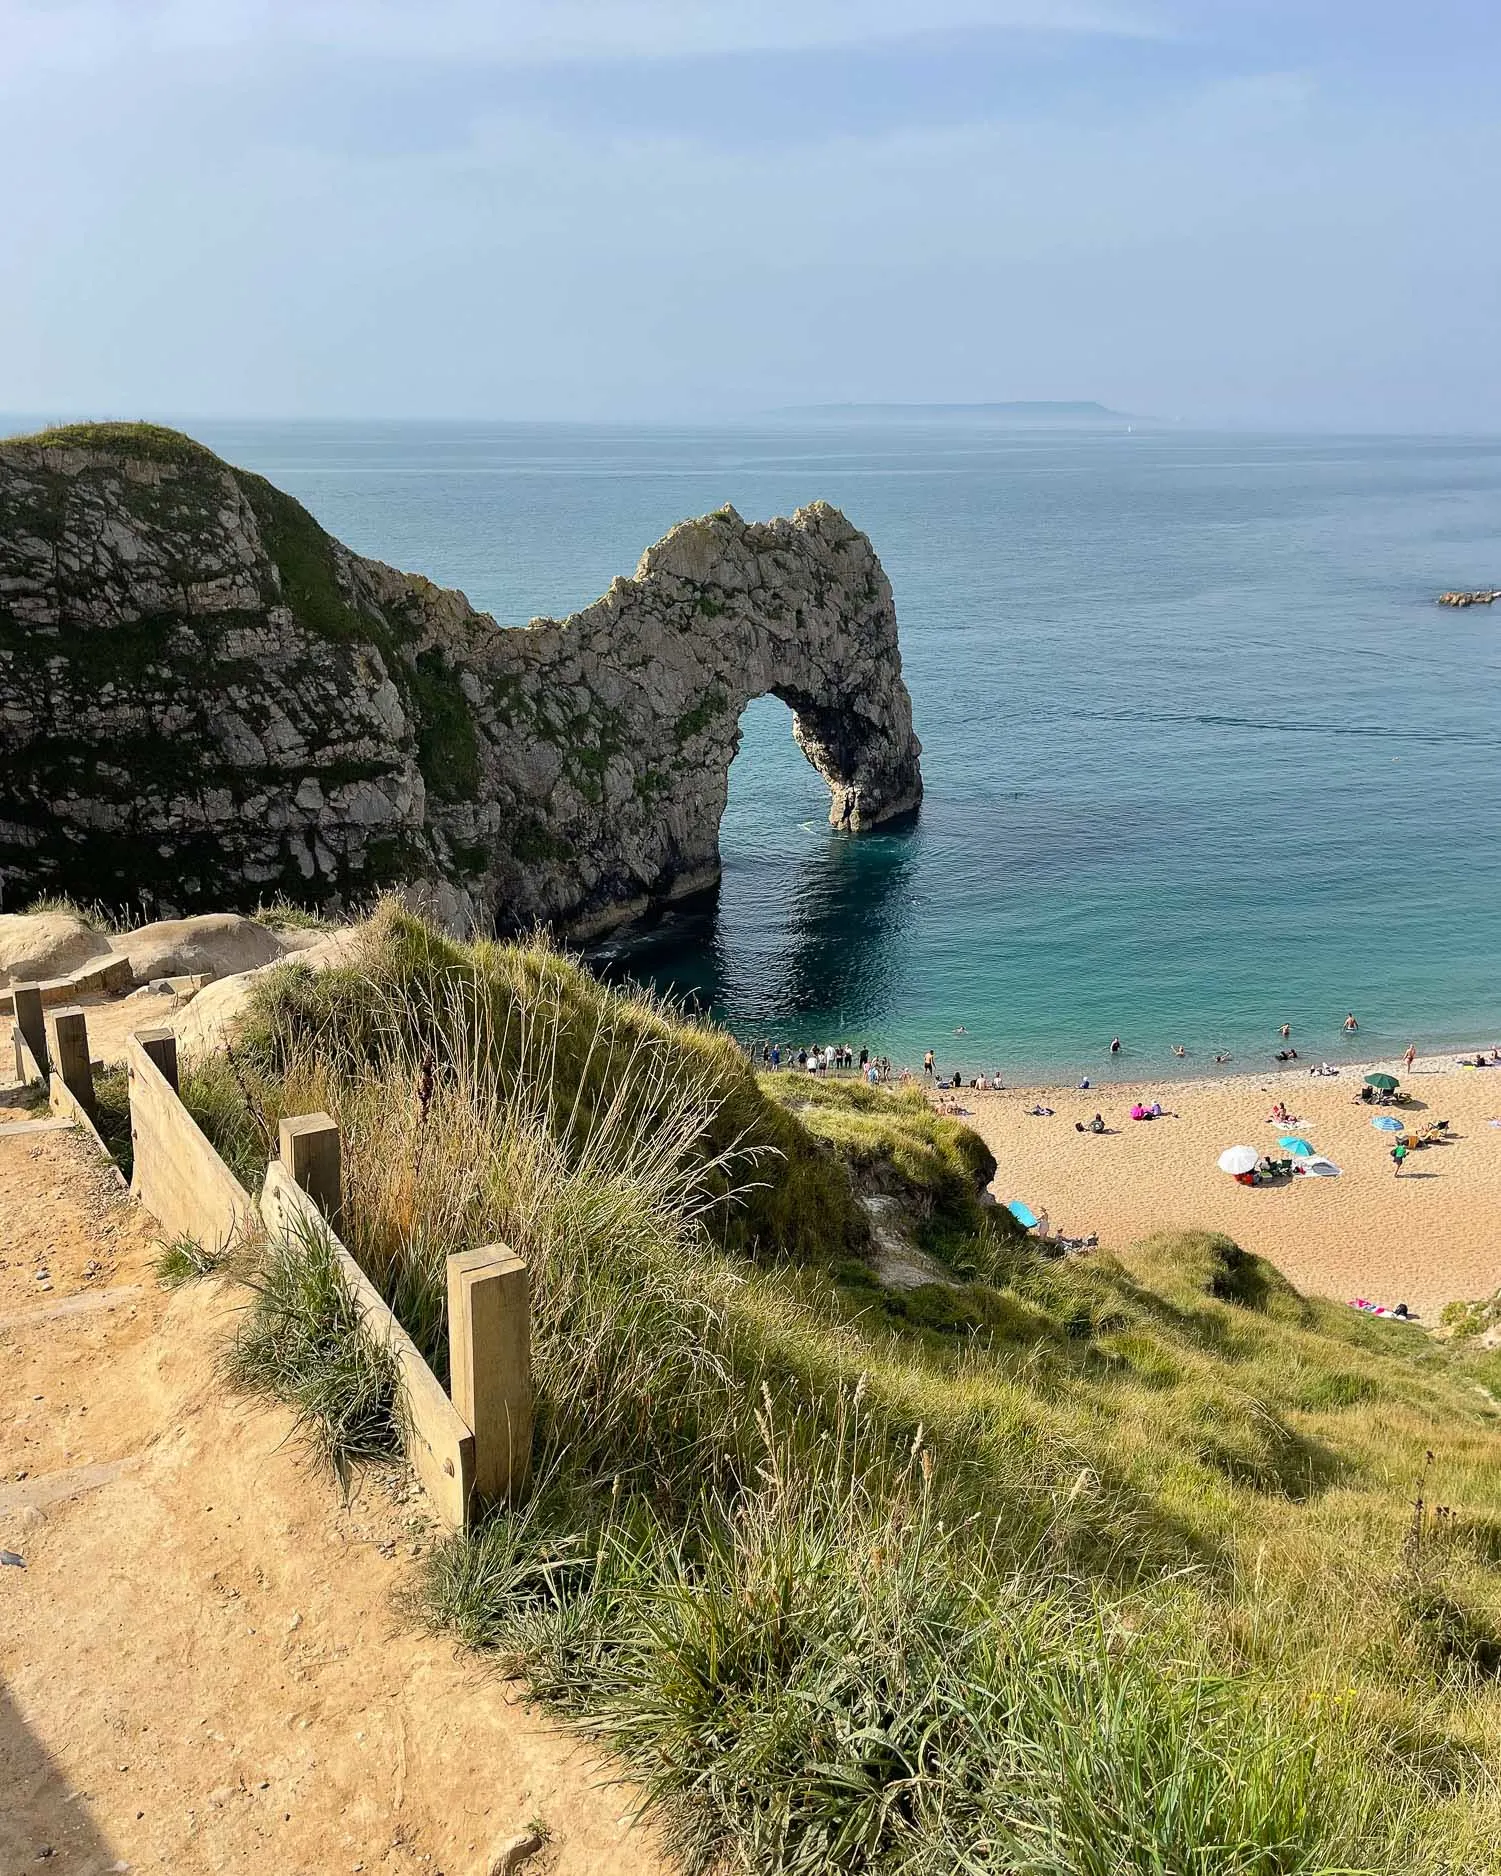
[190,419,1501,1085]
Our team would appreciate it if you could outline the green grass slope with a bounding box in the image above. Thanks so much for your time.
[193,905,1501,1874]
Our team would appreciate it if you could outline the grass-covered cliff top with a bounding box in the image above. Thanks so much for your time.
[1,419,228,466]
[181,904,1501,1873]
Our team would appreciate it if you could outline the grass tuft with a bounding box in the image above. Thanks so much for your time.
[155,1234,225,1289]
[223,1210,400,1476]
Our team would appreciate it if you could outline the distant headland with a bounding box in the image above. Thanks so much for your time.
[763,400,1136,426]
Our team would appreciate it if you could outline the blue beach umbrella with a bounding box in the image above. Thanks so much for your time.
[1279,1135,1315,1157]
[1372,1115,1405,1133]
[1007,1200,1039,1229]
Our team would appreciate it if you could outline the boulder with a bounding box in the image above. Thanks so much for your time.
[110,914,289,984]
[0,910,113,986]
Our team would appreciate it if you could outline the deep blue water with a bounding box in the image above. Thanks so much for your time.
[193,420,1501,1083]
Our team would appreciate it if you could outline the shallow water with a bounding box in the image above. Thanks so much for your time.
[198,420,1501,1083]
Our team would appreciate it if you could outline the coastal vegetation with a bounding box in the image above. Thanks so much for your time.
[194,903,1501,1874]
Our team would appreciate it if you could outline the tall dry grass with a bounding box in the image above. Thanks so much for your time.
[188,906,1479,1874]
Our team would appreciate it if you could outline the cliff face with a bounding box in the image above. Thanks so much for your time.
[0,424,922,934]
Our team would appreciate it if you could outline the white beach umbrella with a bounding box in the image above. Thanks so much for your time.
[1217,1145,1260,1175]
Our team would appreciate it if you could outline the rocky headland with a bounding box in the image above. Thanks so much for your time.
[0,423,922,935]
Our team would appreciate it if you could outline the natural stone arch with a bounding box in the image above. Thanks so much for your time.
[475,501,924,934]
[0,427,922,937]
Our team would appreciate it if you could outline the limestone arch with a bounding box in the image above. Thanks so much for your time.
[481,499,924,934]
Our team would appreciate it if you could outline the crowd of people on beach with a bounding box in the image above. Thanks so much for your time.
[746,1040,896,1085]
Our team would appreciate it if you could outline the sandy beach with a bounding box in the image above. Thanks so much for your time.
[954,1050,1501,1320]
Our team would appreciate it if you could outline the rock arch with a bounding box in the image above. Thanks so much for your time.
[475,501,924,934]
[0,428,922,936]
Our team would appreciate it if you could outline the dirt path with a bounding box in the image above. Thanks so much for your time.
[0,1096,665,1876]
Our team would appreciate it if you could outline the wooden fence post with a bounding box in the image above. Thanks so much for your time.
[12,984,48,1079]
[11,1023,22,1085]
[132,1025,179,1092]
[446,1245,532,1505]
[46,1005,95,1121]
[278,1112,342,1225]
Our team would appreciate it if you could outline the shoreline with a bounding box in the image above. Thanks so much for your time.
[963,1044,1501,1105]
[733,1017,1501,1099]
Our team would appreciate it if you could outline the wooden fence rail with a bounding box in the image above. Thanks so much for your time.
[126,1032,253,1255]
[116,1028,531,1531]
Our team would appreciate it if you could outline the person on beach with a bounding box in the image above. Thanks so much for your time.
[923,1049,935,1081]
[1405,1044,1417,1072]
[1391,1141,1408,1175]
[1344,1012,1359,1032]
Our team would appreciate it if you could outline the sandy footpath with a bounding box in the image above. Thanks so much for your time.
[0,1104,664,1876]
[953,1051,1501,1320]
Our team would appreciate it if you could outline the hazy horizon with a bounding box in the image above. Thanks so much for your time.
[4,2,1498,432]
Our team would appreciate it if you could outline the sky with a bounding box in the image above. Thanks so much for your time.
[2,0,1499,427]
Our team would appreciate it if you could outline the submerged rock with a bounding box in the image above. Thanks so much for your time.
[0,423,923,936]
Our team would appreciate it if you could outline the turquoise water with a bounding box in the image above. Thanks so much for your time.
[198,421,1501,1083]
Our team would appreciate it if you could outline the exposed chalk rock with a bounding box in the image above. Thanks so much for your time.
[0,423,923,935]
[0,910,113,986]
[109,913,293,983]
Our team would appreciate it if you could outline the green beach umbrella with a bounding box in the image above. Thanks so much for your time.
[1364,1072,1400,1091]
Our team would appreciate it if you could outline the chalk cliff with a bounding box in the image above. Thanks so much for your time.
[0,424,922,934]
